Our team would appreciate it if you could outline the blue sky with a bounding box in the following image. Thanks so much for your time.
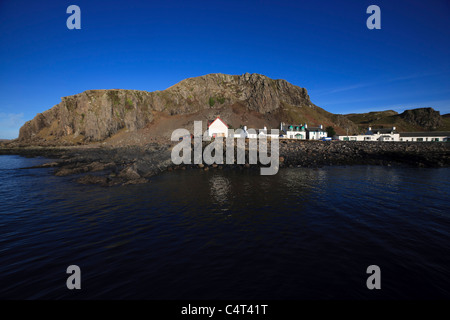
[0,0,449,139]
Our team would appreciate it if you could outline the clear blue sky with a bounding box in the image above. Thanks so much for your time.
[0,0,449,138]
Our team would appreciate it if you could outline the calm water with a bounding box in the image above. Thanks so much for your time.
[0,155,449,299]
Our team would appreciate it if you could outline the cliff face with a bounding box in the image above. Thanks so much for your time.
[399,108,442,130]
[18,73,356,145]
[345,107,447,133]
[19,89,156,143]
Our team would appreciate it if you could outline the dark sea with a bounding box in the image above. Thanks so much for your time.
[0,155,449,299]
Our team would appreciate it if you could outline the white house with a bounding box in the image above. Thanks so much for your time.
[399,132,450,142]
[280,122,306,139]
[306,124,327,140]
[280,123,327,140]
[208,117,228,138]
[336,127,399,141]
[234,126,279,139]
[258,127,279,139]
[246,128,265,139]
[233,126,247,138]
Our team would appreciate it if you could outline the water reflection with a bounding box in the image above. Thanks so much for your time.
[209,173,231,209]
[1,155,450,299]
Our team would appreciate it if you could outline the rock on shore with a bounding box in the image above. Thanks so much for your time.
[1,140,449,186]
[278,140,450,168]
[0,143,172,186]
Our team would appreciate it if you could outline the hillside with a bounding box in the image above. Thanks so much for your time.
[345,107,450,133]
[16,73,357,146]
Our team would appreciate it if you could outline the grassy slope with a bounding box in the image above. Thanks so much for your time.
[345,111,450,132]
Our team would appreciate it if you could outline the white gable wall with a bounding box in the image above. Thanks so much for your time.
[208,119,228,137]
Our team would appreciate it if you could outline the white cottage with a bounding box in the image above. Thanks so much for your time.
[258,127,279,139]
[399,132,450,142]
[208,117,229,138]
[336,127,399,141]
[280,122,306,139]
[306,124,328,140]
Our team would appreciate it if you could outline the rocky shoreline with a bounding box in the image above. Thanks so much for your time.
[279,140,450,168]
[1,140,449,186]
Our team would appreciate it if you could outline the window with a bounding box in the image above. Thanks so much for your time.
[417,138,423,142]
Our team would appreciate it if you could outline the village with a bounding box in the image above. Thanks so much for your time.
[207,117,450,142]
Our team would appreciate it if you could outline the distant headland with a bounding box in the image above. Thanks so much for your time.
[5,73,448,148]
[1,73,449,186]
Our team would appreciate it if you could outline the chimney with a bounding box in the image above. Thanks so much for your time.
[319,124,323,129]
[368,126,372,131]
[392,126,396,131]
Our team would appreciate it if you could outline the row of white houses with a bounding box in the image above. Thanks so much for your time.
[207,117,328,140]
[335,127,450,142]
[280,122,328,140]
[207,119,450,142]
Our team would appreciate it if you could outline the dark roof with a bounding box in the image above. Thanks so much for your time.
[307,127,325,132]
[399,132,450,137]
[283,127,305,133]
[284,124,305,128]
[367,128,396,134]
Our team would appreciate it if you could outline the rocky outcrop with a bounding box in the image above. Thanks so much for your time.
[3,143,173,186]
[399,107,442,130]
[278,140,450,168]
[2,139,449,186]
[18,89,155,143]
[17,73,356,145]
[344,107,447,133]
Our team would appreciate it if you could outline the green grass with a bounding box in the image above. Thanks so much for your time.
[107,91,121,106]
[125,98,134,110]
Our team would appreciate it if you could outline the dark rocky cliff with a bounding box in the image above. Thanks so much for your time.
[345,107,448,132]
[399,107,442,130]
[18,73,356,145]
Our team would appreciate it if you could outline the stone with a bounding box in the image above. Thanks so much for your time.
[118,165,141,180]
